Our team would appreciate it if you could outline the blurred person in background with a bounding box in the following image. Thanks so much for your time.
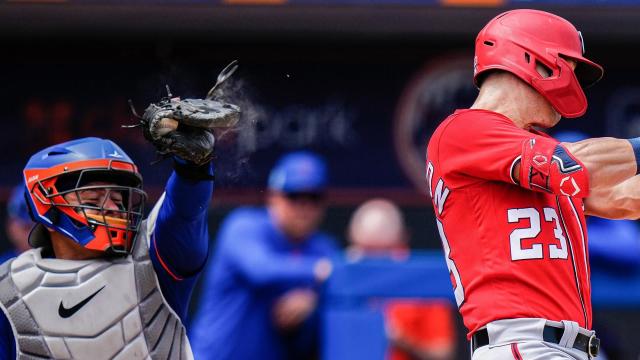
[348,199,456,360]
[347,198,409,260]
[0,185,32,263]
[190,151,337,360]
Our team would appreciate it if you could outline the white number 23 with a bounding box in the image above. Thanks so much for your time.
[507,207,568,261]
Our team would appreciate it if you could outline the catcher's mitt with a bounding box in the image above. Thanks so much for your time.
[127,60,241,165]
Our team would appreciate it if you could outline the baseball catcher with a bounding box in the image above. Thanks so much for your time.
[0,61,240,359]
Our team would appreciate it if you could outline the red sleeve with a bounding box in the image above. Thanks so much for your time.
[435,110,559,186]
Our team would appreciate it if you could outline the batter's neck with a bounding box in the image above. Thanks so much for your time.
[471,72,559,130]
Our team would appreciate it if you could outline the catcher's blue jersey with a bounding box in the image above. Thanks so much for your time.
[0,169,212,359]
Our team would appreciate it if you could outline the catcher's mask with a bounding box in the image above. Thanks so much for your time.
[23,137,146,256]
[474,9,603,118]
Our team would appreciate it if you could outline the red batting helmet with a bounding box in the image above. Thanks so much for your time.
[474,9,603,118]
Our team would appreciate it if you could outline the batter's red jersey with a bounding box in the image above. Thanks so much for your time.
[426,109,591,338]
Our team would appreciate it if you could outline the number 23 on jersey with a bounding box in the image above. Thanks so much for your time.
[436,206,568,308]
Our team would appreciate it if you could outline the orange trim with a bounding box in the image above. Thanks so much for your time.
[25,174,87,226]
[84,232,113,252]
[24,158,138,187]
[153,233,184,281]
[84,214,133,252]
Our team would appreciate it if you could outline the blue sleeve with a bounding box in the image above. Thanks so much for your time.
[0,310,15,360]
[315,234,340,257]
[149,164,213,322]
[220,216,320,288]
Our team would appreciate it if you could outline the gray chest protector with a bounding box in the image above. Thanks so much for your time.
[0,194,194,359]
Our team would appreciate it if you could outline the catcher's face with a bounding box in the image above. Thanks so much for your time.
[47,182,127,260]
[268,191,327,242]
[63,182,127,219]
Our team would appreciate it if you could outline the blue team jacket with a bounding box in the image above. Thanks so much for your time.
[189,207,337,360]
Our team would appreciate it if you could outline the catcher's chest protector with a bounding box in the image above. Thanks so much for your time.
[0,194,193,360]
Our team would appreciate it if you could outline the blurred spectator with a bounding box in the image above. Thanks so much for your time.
[348,198,409,259]
[348,199,456,360]
[190,151,337,360]
[0,185,32,263]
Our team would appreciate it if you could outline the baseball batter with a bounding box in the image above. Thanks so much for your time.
[427,9,640,359]
[0,82,240,359]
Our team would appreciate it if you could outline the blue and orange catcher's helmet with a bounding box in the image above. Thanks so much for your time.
[23,137,146,255]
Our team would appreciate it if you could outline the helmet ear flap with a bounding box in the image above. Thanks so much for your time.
[531,58,587,118]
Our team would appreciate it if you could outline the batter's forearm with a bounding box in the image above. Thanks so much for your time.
[563,137,637,190]
[586,175,640,219]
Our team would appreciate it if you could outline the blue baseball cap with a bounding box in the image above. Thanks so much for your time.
[268,151,328,193]
[7,185,32,223]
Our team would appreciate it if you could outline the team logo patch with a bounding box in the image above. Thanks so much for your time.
[560,176,581,197]
[533,155,548,166]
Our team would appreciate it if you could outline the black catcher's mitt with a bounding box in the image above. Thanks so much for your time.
[128,60,241,165]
